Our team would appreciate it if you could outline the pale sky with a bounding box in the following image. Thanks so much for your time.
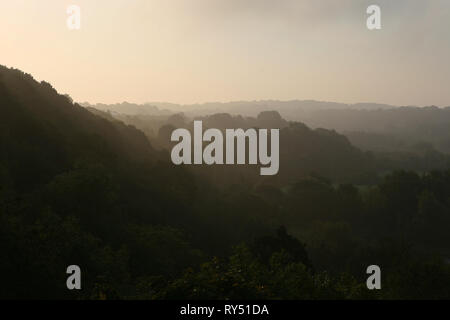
[1,0,449,106]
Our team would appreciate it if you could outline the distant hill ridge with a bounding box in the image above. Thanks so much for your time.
[83,100,398,118]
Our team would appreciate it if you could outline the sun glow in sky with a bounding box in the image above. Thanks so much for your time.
[1,0,450,106]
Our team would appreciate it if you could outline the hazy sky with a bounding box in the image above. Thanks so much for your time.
[1,0,450,106]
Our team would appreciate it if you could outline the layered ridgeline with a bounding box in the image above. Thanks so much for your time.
[91,108,379,185]
[168,112,376,185]
[91,108,450,186]
[87,101,450,157]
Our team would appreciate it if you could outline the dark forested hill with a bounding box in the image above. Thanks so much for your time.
[0,66,201,298]
[0,66,161,191]
[196,113,377,185]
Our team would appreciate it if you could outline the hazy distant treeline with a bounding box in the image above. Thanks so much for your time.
[85,101,450,155]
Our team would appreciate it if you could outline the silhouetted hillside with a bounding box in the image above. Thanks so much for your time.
[0,66,161,190]
[0,66,202,298]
